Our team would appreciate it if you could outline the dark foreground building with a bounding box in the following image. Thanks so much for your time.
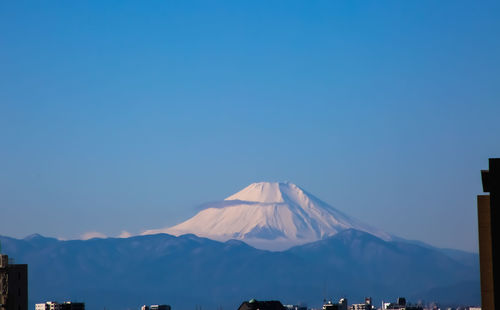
[478,158,499,310]
[0,253,28,310]
[238,299,285,310]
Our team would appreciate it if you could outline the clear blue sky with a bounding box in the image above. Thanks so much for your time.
[1,1,499,252]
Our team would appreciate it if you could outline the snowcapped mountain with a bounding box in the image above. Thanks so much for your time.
[142,182,391,250]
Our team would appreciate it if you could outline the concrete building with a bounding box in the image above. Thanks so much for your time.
[35,302,84,310]
[322,299,348,310]
[35,302,62,310]
[350,297,373,310]
[478,158,499,310]
[0,253,28,310]
[382,298,406,310]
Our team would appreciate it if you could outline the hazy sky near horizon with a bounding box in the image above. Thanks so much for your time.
[1,1,499,252]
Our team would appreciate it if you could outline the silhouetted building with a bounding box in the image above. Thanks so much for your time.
[238,299,285,310]
[141,305,170,310]
[0,253,28,310]
[478,158,499,310]
[381,298,421,310]
[61,302,84,310]
[36,301,84,310]
[284,305,306,310]
[322,299,347,310]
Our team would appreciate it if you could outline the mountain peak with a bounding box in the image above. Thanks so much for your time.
[24,233,44,240]
[224,181,301,203]
[143,181,391,250]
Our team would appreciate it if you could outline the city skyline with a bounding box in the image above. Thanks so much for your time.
[2,1,500,252]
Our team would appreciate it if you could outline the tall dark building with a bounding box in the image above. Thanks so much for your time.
[0,253,28,310]
[478,158,499,310]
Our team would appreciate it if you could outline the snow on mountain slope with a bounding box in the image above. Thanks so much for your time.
[142,182,391,250]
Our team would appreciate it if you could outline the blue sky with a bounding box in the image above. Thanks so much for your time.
[1,1,499,252]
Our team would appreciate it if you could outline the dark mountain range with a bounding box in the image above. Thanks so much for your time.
[0,230,479,310]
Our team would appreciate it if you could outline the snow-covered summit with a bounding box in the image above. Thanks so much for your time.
[142,182,391,250]
[225,181,313,205]
[225,182,287,203]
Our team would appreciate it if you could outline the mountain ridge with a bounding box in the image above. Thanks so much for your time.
[0,230,479,310]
